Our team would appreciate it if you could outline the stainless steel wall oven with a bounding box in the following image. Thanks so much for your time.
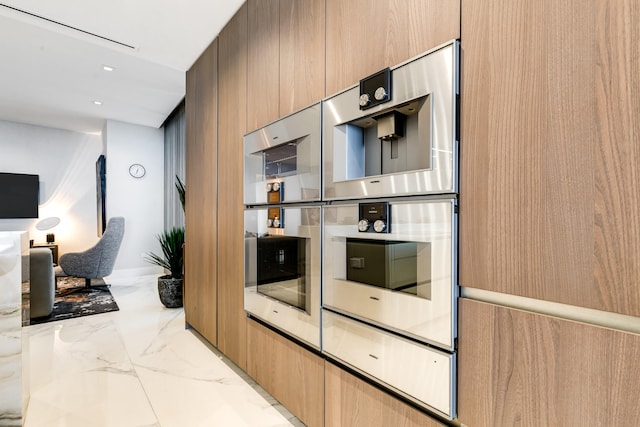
[323,199,457,347]
[244,206,322,349]
[244,103,322,205]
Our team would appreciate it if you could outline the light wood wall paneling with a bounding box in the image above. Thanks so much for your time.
[458,298,640,426]
[325,0,460,95]
[246,319,324,427]
[247,0,280,132]
[324,362,446,427]
[217,4,248,371]
[184,39,218,345]
[459,0,640,315]
[279,0,325,116]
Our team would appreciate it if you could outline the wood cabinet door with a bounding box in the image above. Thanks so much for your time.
[459,0,640,315]
[325,362,446,427]
[184,40,218,345]
[247,0,280,132]
[246,319,324,427]
[279,0,325,116]
[458,298,640,426]
[217,4,248,370]
[325,0,460,95]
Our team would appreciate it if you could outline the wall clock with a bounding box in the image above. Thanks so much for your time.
[129,163,146,178]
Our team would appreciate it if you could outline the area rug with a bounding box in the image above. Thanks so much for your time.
[29,278,119,325]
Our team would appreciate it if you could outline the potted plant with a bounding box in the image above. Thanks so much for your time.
[146,227,184,308]
[146,176,186,308]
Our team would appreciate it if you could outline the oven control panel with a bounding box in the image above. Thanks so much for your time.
[266,182,284,204]
[359,68,392,110]
[267,207,284,228]
[358,202,390,233]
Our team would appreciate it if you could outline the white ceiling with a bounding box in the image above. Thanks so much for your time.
[0,1,244,134]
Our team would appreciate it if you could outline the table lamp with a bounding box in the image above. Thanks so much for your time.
[35,216,61,243]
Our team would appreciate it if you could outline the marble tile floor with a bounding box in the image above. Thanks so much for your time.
[22,274,305,427]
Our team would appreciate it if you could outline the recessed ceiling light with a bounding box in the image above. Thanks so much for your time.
[102,65,115,72]
[93,100,103,106]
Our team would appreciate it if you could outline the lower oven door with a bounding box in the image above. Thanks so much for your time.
[323,198,456,350]
[244,205,321,349]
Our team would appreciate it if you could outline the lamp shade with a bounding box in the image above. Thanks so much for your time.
[35,216,60,231]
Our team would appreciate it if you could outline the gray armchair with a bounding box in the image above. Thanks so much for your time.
[56,217,125,287]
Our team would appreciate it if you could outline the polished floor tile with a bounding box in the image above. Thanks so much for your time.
[23,274,301,427]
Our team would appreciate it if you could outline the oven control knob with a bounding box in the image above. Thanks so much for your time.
[359,93,371,107]
[373,219,386,233]
[273,217,281,228]
[374,87,388,101]
[272,182,280,192]
[358,219,370,232]
[267,218,274,227]
[266,183,273,192]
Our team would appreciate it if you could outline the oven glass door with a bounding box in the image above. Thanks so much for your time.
[323,199,456,350]
[256,235,308,311]
[245,205,321,349]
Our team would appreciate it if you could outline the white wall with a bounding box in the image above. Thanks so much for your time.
[104,120,164,275]
[0,120,102,254]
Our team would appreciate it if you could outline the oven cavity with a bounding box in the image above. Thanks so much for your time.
[334,96,431,181]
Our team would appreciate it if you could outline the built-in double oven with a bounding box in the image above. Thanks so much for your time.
[243,41,459,419]
[243,103,322,350]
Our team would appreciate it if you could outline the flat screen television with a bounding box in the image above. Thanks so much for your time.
[0,172,40,218]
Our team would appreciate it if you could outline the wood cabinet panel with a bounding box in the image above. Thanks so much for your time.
[184,40,218,345]
[325,362,445,427]
[459,0,640,315]
[279,0,325,116]
[247,0,280,132]
[458,298,640,426]
[325,0,460,95]
[246,319,324,427]
[217,4,248,370]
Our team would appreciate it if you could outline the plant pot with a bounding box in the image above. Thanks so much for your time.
[158,275,183,308]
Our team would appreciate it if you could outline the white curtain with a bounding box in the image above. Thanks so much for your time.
[163,101,185,230]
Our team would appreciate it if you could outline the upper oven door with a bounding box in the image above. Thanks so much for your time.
[244,103,322,205]
[244,205,322,349]
[323,41,458,201]
[323,198,457,350]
